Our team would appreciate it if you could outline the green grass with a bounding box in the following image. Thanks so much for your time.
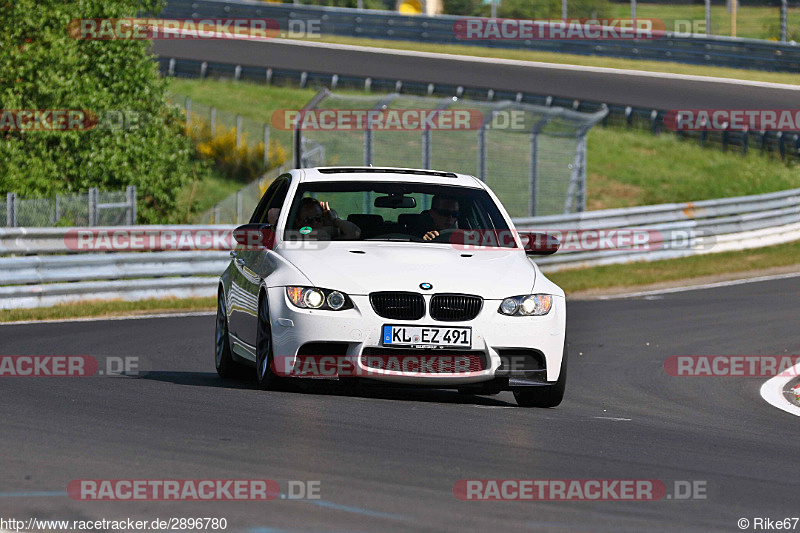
[167,78,800,215]
[548,239,800,293]
[167,81,320,220]
[174,170,244,221]
[0,297,216,323]
[604,3,800,41]
[586,127,800,210]
[290,34,800,85]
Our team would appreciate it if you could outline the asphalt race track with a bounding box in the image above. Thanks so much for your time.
[153,39,800,110]
[1,276,798,532]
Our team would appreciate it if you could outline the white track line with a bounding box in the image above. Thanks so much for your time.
[597,271,800,300]
[264,37,800,91]
[0,310,215,326]
[760,363,800,417]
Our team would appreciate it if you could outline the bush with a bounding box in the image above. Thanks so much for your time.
[0,0,206,223]
[443,0,611,18]
[189,119,288,182]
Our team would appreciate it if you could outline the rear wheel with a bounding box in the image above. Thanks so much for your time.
[215,289,236,378]
[513,342,567,408]
[255,294,284,391]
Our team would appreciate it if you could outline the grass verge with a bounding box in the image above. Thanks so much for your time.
[0,297,215,323]
[167,78,800,212]
[289,35,800,85]
[586,128,800,209]
[548,239,800,293]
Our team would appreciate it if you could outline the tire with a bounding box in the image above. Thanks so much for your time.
[255,293,284,391]
[215,289,237,378]
[513,342,567,408]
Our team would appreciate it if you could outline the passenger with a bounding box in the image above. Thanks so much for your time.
[294,197,360,240]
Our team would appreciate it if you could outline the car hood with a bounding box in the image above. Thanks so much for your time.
[277,242,536,299]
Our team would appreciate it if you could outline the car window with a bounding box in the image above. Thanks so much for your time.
[283,181,513,246]
[250,175,291,224]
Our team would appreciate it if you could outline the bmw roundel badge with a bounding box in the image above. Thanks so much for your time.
[419,282,433,290]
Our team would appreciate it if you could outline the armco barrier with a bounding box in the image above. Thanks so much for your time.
[161,0,800,72]
[1,187,799,309]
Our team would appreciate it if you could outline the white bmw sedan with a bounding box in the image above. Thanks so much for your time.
[215,167,567,407]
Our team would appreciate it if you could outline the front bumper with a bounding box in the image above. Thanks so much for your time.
[266,287,566,387]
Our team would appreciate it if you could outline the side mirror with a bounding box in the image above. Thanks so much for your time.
[520,232,560,256]
[233,223,275,250]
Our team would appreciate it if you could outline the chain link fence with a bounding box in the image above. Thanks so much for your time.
[2,187,136,227]
[195,167,286,224]
[295,91,607,217]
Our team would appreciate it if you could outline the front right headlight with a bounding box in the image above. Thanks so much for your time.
[498,294,552,316]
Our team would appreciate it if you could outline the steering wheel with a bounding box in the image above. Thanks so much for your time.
[427,228,458,243]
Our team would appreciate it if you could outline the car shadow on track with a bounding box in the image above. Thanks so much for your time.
[134,370,517,407]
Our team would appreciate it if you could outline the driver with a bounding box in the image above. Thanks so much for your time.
[422,195,460,241]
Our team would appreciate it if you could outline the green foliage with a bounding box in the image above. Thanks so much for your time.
[293,0,389,9]
[0,0,206,223]
[443,0,611,18]
[442,0,488,17]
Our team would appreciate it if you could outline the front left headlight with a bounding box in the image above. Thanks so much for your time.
[498,294,552,316]
[286,286,353,311]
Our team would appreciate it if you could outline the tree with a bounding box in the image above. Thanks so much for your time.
[0,0,203,223]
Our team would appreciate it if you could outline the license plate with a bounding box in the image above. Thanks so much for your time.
[382,325,471,348]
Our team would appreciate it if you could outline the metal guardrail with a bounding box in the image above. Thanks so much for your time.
[2,186,800,309]
[161,0,800,72]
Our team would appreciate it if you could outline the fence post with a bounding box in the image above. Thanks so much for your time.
[55,193,61,224]
[781,0,788,42]
[705,0,711,36]
[529,133,538,217]
[263,124,270,168]
[422,129,431,169]
[477,122,487,182]
[88,187,98,226]
[6,192,17,227]
[364,126,373,167]
[236,115,242,147]
[185,97,191,129]
[126,185,137,225]
[236,190,243,224]
[210,106,216,137]
[293,125,303,169]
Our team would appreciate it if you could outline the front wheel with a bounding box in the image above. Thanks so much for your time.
[513,342,567,408]
[215,289,237,378]
[255,294,285,391]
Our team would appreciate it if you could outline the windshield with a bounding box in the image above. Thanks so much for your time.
[282,181,513,246]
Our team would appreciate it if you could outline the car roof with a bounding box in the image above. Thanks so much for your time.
[296,166,484,188]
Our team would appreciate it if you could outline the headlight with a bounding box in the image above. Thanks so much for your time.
[286,287,353,311]
[326,291,346,310]
[498,294,552,316]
